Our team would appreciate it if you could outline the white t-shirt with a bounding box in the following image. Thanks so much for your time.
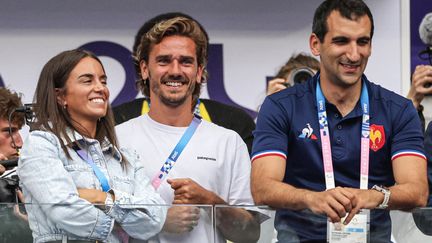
[116,114,254,243]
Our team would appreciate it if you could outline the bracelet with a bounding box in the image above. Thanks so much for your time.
[104,190,114,214]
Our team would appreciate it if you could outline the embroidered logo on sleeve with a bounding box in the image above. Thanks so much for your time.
[370,124,385,151]
[298,123,317,140]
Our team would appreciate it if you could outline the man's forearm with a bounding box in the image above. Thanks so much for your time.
[389,156,428,210]
[252,177,312,210]
[387,182,428,210]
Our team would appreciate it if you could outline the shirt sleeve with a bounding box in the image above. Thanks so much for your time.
[107,148,167,240]
[227,134,254,205]
[17,131,113,240]
[391,101,426,160]
[229,133,271,222]
[423,121,432,206]
[252,96,290,161]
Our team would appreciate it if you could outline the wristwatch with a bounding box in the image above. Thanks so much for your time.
[104,190,114,214]
[371,185,391,209]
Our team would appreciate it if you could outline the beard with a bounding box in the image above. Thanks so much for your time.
[150,73,196,108]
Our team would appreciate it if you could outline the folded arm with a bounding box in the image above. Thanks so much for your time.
[104,148,167,240]
[18,132,113,240]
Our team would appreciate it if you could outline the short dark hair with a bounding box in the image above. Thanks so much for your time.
[0,87,24,128]
[312,0,374,42]
[275,53,320,79]
[134,13,209,100]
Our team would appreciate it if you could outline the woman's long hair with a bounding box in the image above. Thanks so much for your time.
[33,49,120,160]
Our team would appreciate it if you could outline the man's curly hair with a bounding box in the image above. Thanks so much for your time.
[0,87,24,128]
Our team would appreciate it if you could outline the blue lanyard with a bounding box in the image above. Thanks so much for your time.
[75,146,111,192]
[316,77,370,189]
[194,99,201,116]
[151,115,202,189]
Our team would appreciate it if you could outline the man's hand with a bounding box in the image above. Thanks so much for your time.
[342,188,384,224]
[0,165,5,175]
[13,189,28,222]
[267,78,288,95]
[0,153,8,175]
[305,187,355,223]
[167,178,224,204]
[407,65,432,109]
[0,153,7,161]
[162,206,200,233]
[305,187,386,225]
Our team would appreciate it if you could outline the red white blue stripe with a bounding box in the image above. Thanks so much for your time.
[392,150,426,161]
[251,150,287,162]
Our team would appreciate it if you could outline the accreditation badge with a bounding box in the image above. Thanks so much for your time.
[327,209,370,243]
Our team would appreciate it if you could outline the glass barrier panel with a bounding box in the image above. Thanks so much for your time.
[214,205,275,243]
[214,206,432,243]
[0,203,214,243]
[391,208,432,243]
[150,204,215,243]
[2,203,432,242]
[0,203,32,243]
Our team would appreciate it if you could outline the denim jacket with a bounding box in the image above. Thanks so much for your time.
[17,130,167,243]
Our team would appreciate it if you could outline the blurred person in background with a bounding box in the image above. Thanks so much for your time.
[266,53,320,96]
[0,87,24,175]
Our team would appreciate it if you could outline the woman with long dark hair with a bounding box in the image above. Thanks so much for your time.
[18,49,166,242]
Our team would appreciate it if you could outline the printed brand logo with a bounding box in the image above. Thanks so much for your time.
[370,124,385,152]
[197,156,217,161]
[298,123,318,140]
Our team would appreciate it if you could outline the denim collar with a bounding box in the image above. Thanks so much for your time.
[60,127,123,162]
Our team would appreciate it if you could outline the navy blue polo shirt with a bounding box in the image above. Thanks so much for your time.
[252,73,425,242]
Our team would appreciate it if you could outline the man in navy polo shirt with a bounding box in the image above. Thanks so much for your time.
[251,0,428,242]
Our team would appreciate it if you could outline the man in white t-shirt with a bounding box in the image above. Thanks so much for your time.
[116,14,260,243]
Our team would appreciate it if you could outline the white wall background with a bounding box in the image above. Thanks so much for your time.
[0,0,403,112]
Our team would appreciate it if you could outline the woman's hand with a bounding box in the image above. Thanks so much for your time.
[77,188,107,204]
